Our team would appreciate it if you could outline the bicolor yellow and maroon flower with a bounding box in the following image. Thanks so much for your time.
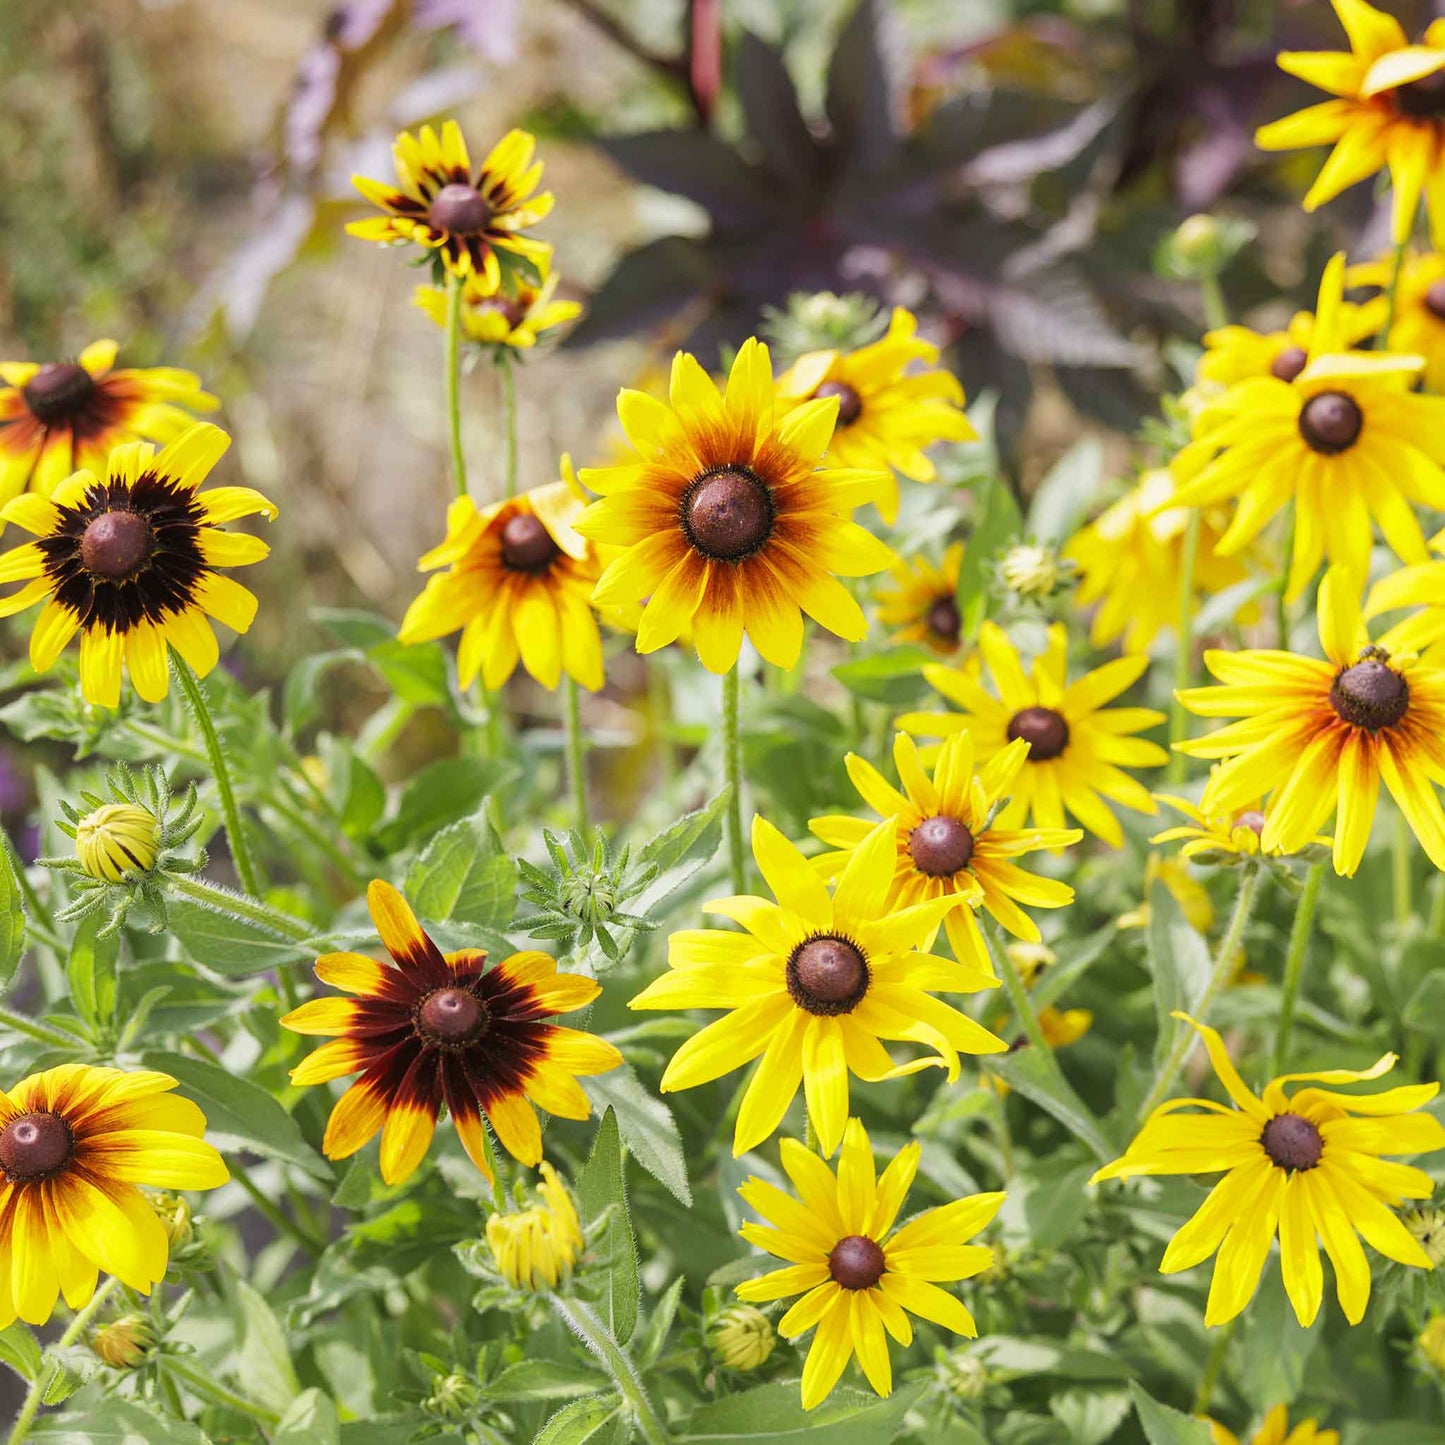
[283,880,622,1185]
[875,544,964,653]
[413,260,581,352]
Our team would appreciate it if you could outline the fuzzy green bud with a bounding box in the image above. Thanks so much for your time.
[75,803,160,882]
[425,1371,478,1420]
[999,543,1066,601]
[709,1305,775,1371]
[92,1314,155,1370]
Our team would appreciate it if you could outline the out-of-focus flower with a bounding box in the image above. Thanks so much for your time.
[485,1162,584,1291]
[876,544,964,653]
[413,261,581,351]
[1004,940,1055,987]
[1402,1204,1445,1266]
[1419,1314,1445,1374]
[1350,248,1445,392]
[998,542,1069,603]
[1207,1403,1339,1445]
[1151,789,1330,864]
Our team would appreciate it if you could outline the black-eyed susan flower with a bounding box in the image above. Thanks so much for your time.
[809,731,1081,980]
[1194,302,1379,393]
[1179,567,1445,876]
[1349,247,1445,392]
[1170,254,1445,601]
[775,307,976,524]
[577,339,894,674]
[1091,1013,1445,1327]
[0,424,274,708]
[399,470,604,692]
[0,1064,229,1328]
[876,544,964,653]
[485,1162,583,1291]
[736,1118,1002,1409]
[0,341,216,504]
[630,816,1006,1158]
[1064,470,1251,653]
[348,122,554,287]
[283,880,622,1186]
[1207,1405,1339,1445]
[1151,788,1330,863]
[898,621,1167,846]
[1255,0,1445,244]
[414,262,581,352]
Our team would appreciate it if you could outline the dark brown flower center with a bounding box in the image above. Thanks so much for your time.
[1393,67,1445,119]
[1330,657,1409,731]
[23,363,95,425]
[815,380,863,426]
[1270,345,1308,383]
[417,986,487,1045]
[80,510,153,580]
[1233,810,1267,835]
[477,296,528,330]
[787,934,868,1016]
[0,1111,74,1182]
[427,183,492,235]
[828,1234,885,1290]
[499,513,560,573]
[1425,279,1445,322]
[1007,706,1070,761]
[1298,391,1363,454]
[1260,1112,1322,1173]
[926,595,961,644]
[909,815,975,876]
[680,467,774,561]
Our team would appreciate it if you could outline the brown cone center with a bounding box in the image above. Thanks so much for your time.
[909,815,975,876]
[418,987,486,1044]
[1007,706,1070,761]
[1233,809,1267,835]
[681,468,774,561]
[80,511,152,580]
[815,380,863,426]
[787,935,868,1016]
[828,1234,885,1290]
[1394,67,1445,118]
[23,362,95,425]
[1330,657,1409,731]
[0,1112,74,1182]
[1270,345,1308,383]
[1425,279,1445,322]
[1260,1112,1323,1172]
[500,513,561,572]
[1299,391,1363,454]
[427,183,492,235]
[927,596,961,644]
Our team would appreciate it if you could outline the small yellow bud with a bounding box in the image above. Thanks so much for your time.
[485,1162,583,1292]
[1004,940,1055,988]
[75,803,160,883]
[1173,213,1221,262]
[152,1192,193,1248]
[1403,1205,1445,1267]
[92,1314,155,1370]
[999,544,1063,601]
[1420,1315,1445,1375]
[709,1305,775,1372]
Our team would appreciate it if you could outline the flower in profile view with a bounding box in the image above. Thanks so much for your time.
[413,260,581,352]
[775,307,976,524]
[630,815,1005,1158]
[1194,302,1379,393]
[1207,1405,1339,1445]
[0,341,216,504]
[348,121,554,286]
[0,1064,229,1328]
[736,1118,1003,1409]
[485,1162,583,1291]
[1348,248,1445,391]
[875,544,964,653]
[0,423,275,707]
[1151,788,1330,864]
[399,469,604,692]
[1091,1013,1445,1328]
[577,339,894,673]
[283,880,622,1185]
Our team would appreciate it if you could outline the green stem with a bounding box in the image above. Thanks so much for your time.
[498,351,518,499]
[164,1356,282,1427]
[444,271,468,498]
[1198,271,1229,332]
[1429,872,1445,938]
[1392,810,1414,932]
[0,1005,90,1051]
[165,872,319,945]
[1273,861,1325,1075]
[563,677,588,833]
[721,668,745,894]
[170,652,263,901]
[1192,1317,1237,1413]
[991,1089,1015,1184]
[1168,510,1201,784]
[552,1298,670,1445]
[648,658,677,788]
[6,1278,119,1445]
[1379,237,1409,346]
[1275,502,1296,647]
[227,1156,324,1255]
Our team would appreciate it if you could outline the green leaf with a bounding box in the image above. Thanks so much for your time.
[987,1044,1114,1161]
[575,1108,640,1346]
[682,1381,926,1441]
[1237,1262,1322,1411]
[480,1359,605,1402]
[233,1277,302,1412]
[29,1400,211,1443]
[405,810,516,928]
[831,646,937,706]
[0,827,28,990]
[534,1395,625,1445]
[955,477,1023,637]
[1129,1382,1213,1445]
[1050,1388,1132,1445]
[1145,880,1210,1071]
[167,899,313,977]
[582,1064,691,1206]
[376,758,515,853]
[635,1275,685,1370]
[142,1050,331,1181]
[275,1388,340,1445]
[637,789,729,874]
[66,915,118,1029]
[1027,438,1104,544]
[0,1322,42,1381]
[1403,970,1445,1032]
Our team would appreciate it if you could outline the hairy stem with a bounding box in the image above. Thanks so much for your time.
[564,676,588,833]
[445,270,468,498]
[1273,861,1325,1075]
[165,872,320,945]
[7,1278,119,1445]
[721,668,745,894]
[164,1356,283,1427]
[552,1297,670,1445]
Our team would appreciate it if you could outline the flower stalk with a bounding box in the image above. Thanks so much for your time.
[721,668,744,894]
[6,1278,120,1445]
[552,1297,670,1445]
[1273,861,1326,1074]
[444,270,468,498]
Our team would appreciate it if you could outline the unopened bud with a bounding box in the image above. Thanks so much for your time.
[75,803,159,882]
[92,1315,155,1370]
[709,1305,775,1371]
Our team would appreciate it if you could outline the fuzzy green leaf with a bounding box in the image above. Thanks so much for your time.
[681,1381,926,1441]
[1129,1383,1214,1445]
[575,1109,640,1346]
[405,810,516,928]
[582,1064,691,1206]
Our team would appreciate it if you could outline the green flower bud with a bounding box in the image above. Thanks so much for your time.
[92,1314,155,1370]
[709,1305,775,1372]
[75,803,160,882]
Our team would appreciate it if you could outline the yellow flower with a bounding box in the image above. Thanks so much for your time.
[1064,470,1250,653]
[775,307,976,524]
[0,341,216,505]
[1179,567,1445,876]
[736,1118,1002,1409]
[74,802,160,882]
[708,1305,776,1371]
[1207,1404,1340,1445]
[1151,788,1330,862]
[898,621,1167,845]
[1092,1013,1445,1328]
[0,424,275,708]
[629,815,1006,1158]
[348,122,553,287]
[1170,254,1445,601]
[1420,1314,1445,1373]
[1195,301,1380,391]
[413,261,581,351]
[1349,247,1445,391]
[399,469,604,692]
[1003,940,1054,987]
[1255,0,1445,245]
[0,1064,229,1328]
[1118,854,1215,935]
[875,543,964,653]
[809,731,1081,980]
[577,339,893,673]
[485,1162,584,1291]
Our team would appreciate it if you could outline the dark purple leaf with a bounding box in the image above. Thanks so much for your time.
[735,32,818,192]
[1055,364,1155,434]
[825,0,899,174]
[564,237,713,348]
[597,132,780,229]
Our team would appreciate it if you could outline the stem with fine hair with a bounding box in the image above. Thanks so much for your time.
[163,1357,283,1428]
[165,872,319,944]
[563,676,588,832]
[1198,271,1229,333]
[1168,510,1201,783]
[721,667,745,894]
[7,1278,119,1445]
[498,350,518,498]
[552,1297,670,1445]
[1273,861,1325,1075]
[444,271,468,498]
[170,651,263,901]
